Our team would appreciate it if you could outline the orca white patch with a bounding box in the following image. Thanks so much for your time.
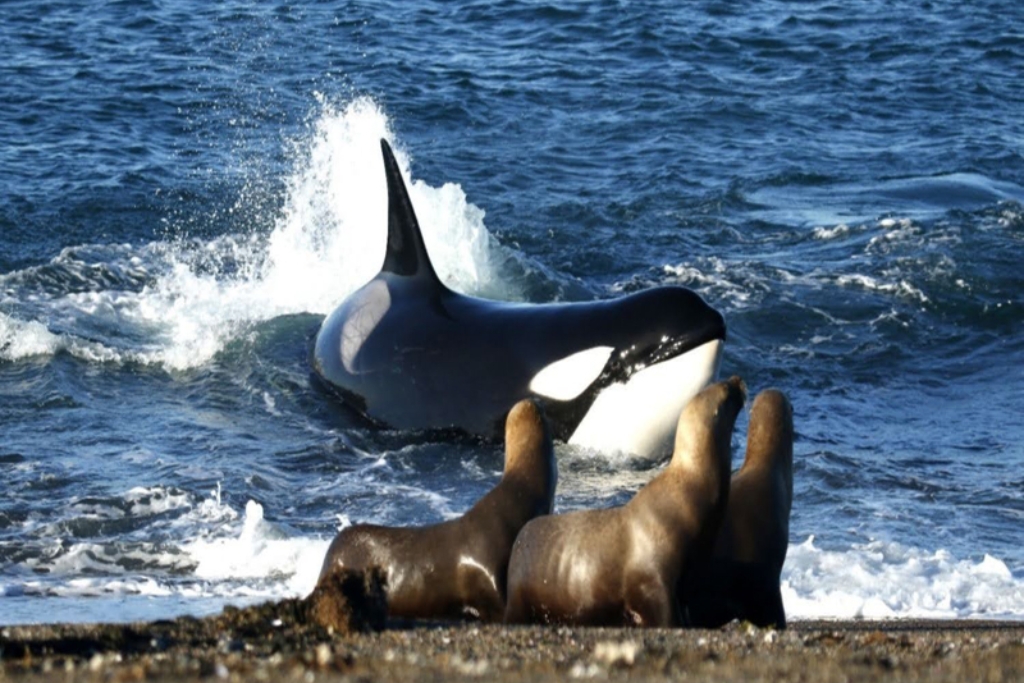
[569,339,723,458]
[528,346,614,401]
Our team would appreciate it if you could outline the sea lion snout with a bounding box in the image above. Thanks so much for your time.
[671,376,746,473]
[717,375,748,419]
[744,389,793,470]
[749,389,792,430]
[505,399,548,454]
[715,375,748,415]
[504,398,553,463]
[726,375,747,400]
[503,399,557,512]
[679,375,746,423]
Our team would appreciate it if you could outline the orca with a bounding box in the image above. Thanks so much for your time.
[311,140,726,458]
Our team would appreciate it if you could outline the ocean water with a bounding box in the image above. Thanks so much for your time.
[2,0,1023,625]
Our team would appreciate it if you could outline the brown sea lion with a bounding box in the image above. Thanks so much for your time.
[504,377,746,627]
[683,389,794,628]
[315,399,556,622]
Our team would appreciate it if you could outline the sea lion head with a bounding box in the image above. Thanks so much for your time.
[670,376,747,481]
[502,399,557,508]
[745,389,794,497]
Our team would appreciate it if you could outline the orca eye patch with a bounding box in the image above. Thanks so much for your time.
[528,346,614,401]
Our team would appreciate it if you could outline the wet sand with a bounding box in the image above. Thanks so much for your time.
[2,598,1022,683]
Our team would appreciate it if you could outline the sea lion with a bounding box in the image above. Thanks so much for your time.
[504,377,746,627]
[316,399,556,622]
[311,139,726,459]
[684,389,794,628]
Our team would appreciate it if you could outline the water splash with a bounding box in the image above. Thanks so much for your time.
[0,97,518,370]
[185,500,328,597]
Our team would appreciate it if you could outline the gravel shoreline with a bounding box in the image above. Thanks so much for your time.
[3,597,1022,683]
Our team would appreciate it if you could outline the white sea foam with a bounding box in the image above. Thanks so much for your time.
[783,536,1024,621]
[651,249,932,319]
[2,492,330,616]
[0,97,518,370]
[124,486,194,517]
[0,311,120,362]
[834,273,930,304]
[658,258,753,309]
[185,500,329,597]
[0,313,62,359]
[3,575,174,599]
[7,505,1024,623]
[811,223,852,240]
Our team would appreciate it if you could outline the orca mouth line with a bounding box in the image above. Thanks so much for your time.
[566,338,725,457]
[541,335,725,446]
[598,326,726,390]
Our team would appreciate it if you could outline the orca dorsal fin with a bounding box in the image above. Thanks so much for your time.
[379,139,441,282]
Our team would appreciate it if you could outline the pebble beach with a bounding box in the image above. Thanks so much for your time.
[3,596,1022,683]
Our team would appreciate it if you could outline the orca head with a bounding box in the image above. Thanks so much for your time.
[530,287,727,460]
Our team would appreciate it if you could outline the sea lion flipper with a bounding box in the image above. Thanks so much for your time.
[379,139,442,283]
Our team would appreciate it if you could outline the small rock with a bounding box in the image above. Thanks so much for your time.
[451,655,490,676]
[569,661,602,678]
[593,640,640,666]
[314,644,333,667]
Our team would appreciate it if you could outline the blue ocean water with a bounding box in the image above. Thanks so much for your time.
[2,0,1023,624]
